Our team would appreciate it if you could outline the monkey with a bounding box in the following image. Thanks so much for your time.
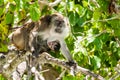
[9,13,75,66]
[36,13,75,65]
[8,21,61,54]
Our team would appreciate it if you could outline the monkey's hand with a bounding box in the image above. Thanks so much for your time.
[47,40,61,52]
[66,60,76,67]
[66,60,77,76]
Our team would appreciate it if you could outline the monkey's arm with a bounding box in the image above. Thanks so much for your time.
[60,40,73,62]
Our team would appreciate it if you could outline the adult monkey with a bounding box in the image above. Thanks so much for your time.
[9,22,60,53]
[9,13,75,65]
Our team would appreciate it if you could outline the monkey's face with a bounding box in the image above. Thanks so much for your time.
[48,40,61,52]
[49,14,70,37]
[52,17,65,33]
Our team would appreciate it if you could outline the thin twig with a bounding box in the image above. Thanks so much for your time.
[38,0,62,7]
[56,69,67,80]
[110,72,120,80]
[79,30,107,42]
[49,0,62,7]
[81,16,120,27]
[115,37,120,47]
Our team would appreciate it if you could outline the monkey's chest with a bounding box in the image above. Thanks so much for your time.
[38,31,64,42]
[33,35,50,51]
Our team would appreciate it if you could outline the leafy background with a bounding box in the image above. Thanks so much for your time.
[0,0,120,80]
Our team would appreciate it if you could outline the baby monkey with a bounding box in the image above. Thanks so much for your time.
[32,35,61,57]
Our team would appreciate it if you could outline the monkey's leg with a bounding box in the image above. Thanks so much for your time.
[26,54,33,80]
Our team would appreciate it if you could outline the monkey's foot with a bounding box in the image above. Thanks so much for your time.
[66,61,77,76]
[66,61,76,67]
[32,52,39,58]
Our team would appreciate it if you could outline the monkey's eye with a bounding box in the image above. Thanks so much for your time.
[54,20,64,27]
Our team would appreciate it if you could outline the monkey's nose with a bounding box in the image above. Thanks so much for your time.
[55,28,62,33]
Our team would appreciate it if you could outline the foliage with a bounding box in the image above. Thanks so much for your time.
[0,0,120,79]
[0,74,6,80]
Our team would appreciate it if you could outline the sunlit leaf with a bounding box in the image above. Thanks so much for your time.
[69,12,79,26]
[93,10,101,20]
[93,38,102,50]
[97,0,109,11]
[75,4,83,16]
[0,0,4,6]
[9,3,16,12]
[68,1,74,11]
[18,9,26,20]
[5,12,14,24]
[0,74,6,80]
[90,56,101,69]
[30,6,41,21]
[0,44,8,52]
[108,20,120,37]
[82,1,88,7]
[0,7,4,17]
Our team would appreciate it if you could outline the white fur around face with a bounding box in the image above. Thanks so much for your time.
[38,17,70,42]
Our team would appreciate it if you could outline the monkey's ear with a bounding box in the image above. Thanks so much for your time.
[25,22,35,31]
[40,15,52,25]
[39,15,52,31]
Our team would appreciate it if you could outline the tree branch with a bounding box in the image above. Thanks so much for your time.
[81,16,120,27]
[39,52,104,80]
[79,30,107,42]
[38,0,62,7]
[1,52,104,80]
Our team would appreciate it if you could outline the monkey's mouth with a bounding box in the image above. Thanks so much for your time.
[55,28,62,33]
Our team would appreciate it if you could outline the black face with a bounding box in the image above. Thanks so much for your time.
[54,19,64,27]
[54,19,65,33]
[47,40,61,52]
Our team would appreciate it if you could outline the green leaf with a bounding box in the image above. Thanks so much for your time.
[100,33,110,42]
[30,6,41,21]
[18,9,26,20]
[82,1,88,7]
[90,56,101,69]
[0,7,4,16]
[9,3,16,12]
[117,48,120,58]
[93,38,102,50]
[14,0,20,10]
[0,0,4,6]
[93,10,101,20]
[97,0,109,12]
[69,12,79,26]
[75,4,83,16]
[5,12,14,24]
[0,0,4,16]
[68,1,74,11]
[63,75,83,80]
[0,74,6,80]
[108,20,120,37]
[0,44,8,52]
